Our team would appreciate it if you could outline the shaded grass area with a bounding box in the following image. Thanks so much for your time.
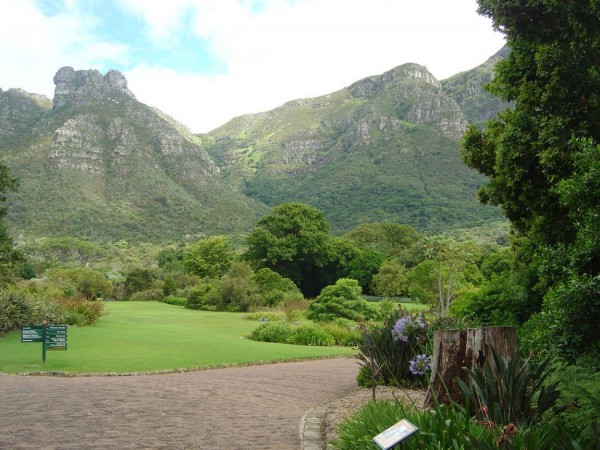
[0,302,354,374]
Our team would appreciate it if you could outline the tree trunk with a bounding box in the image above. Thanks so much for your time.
[424,326,517,407]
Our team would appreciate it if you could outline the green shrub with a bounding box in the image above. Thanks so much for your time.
[250,322,292,343]
[321,319,362,346]
[129,288,164,301]
[307,278,380,322]
[0,288,38,333]
[186,283,213,310]
[162,296,187,306]
[288,325,334,346]
[55,295,104,326]
[162,275,177,296]
[204,262,260,312]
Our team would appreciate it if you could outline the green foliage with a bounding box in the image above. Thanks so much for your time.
[333,401,494,450]
[185,283,213,310]
[244,202,331,297]
[288,325,335,346]
[162,274,177,296]
[253,267,297,292]
[250,321,292,343]
[371,260,409,297]
[450,275,528,326]
[204,261,260,312]
[24,237,109,267]
[55,295,104,326]
[456,349,560,426]
[320,318,362,346]
[0,288,104,333]
[407,259,439,305]
[157,247,183,272]
[0,288,39,333]
[0,161,21,285]
[46,266,113,299]
[161,296,187,306]
[307,278,379,322]
[547,357,600,446]
[462,1,600,359]
[129,288,164,302]
[182,235,233,278]
[343,222,424,267]
[334,395,594,450]
[123,268,156,297]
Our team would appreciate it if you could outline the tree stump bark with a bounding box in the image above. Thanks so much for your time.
[424,326,517,407]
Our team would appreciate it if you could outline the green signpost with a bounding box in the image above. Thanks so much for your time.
[21,324,68,362]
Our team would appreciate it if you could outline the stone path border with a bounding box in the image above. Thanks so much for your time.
[0,357,359,449]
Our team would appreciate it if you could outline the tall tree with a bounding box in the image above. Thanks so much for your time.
[463,0,600,358]
[244,203,331,296]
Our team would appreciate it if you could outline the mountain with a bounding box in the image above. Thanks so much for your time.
[202,59,508,233]
[0,50,509,243]
[0,67,266,243]
[442,46,510,127]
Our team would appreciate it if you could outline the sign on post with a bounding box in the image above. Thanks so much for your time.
[21,326,45,343]
[21,324,68,362]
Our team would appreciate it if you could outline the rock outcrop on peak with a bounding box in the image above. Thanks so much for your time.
[53,66,135,109]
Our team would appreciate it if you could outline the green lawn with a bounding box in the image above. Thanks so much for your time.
[0,302,355,374]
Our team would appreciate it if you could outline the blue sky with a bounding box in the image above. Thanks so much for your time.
[1,0,505,133]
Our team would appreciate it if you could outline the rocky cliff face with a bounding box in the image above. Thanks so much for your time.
[53,66,135,109]
[349,64,468,139]
[0,68,264,242]
[204,60,504,233]
[442,46,510,127]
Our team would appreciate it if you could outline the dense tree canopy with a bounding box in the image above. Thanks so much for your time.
[183,236,233,279]
[243,203,332,296]
[463,0,600,358]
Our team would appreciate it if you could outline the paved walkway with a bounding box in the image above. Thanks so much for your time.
[0,358,359,450]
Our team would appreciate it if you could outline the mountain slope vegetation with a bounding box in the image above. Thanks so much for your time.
[0,52,508,243]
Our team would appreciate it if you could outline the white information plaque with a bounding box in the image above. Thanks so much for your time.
[373,418,419,449]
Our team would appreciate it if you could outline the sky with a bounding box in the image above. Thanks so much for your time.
[0,0,505,133]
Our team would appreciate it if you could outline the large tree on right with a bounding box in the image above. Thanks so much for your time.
[462,0,600,360]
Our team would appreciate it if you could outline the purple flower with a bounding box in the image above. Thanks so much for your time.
[409,354,432,376]
[391,314,426,342]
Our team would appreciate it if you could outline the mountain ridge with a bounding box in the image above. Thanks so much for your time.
[0,49,509,243]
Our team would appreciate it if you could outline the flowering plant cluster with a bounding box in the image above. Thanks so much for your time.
[391,314,426,342]
[409,354,432,376]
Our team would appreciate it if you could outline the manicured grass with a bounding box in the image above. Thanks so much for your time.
[0,302,355,374]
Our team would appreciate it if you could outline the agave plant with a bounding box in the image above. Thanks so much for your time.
[456,347,561,426]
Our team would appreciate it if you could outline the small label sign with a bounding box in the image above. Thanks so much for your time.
[373,419,419,449]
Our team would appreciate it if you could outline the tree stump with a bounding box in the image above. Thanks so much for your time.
[424,326,517,407]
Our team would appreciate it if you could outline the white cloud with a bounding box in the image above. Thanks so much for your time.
[0,0,129,95]
[115,0,194,43]
[126,0,505,132]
